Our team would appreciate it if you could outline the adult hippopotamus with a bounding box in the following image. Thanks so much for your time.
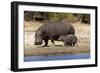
[34,21,75,47]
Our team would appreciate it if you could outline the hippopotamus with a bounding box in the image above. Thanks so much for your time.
[58,34,77,46]
[34,21,75,47]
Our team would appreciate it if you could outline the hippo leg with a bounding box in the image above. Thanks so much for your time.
[74,43,78,47]
[43,39,48,47]
[51,40,55,46]
[64,43,67,47]
[67,43,70,47]
[64,41,68,47]
[72,43,76,47]
[72,43,75,46]
[50,37,55,46]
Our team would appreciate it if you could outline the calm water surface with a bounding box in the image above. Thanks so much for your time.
[24,53,90,62]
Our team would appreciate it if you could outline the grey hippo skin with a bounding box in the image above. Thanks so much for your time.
[35,21,75,47]
[58,34,77,47]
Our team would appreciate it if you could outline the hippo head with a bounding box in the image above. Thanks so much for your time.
[34,31,43,45]
[58,36,64,41]
[58,36,62,41]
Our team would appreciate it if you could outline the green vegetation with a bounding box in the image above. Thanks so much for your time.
[24,11,90,24]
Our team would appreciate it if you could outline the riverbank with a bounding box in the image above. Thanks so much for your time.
[24,46,90,56]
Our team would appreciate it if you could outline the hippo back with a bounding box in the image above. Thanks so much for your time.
[45,21,75,36]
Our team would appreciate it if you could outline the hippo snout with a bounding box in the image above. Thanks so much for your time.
[58,38,61,41]
[58,37,62,41]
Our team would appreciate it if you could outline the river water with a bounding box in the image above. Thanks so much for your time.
[24,53,90,62]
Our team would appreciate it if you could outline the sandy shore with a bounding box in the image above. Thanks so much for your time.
[24,46,90,56]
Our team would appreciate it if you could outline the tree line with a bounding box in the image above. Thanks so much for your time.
[24,11,90,24]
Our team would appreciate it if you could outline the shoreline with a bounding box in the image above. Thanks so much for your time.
[24,47,90,56]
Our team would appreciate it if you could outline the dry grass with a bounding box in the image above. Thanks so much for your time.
[24,21,90,56]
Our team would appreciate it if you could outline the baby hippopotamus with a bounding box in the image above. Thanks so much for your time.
[58,34,77,46]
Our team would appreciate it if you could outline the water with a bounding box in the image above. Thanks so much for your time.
[24,53,90,62]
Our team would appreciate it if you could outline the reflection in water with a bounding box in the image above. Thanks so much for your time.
[24,53,90,62]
